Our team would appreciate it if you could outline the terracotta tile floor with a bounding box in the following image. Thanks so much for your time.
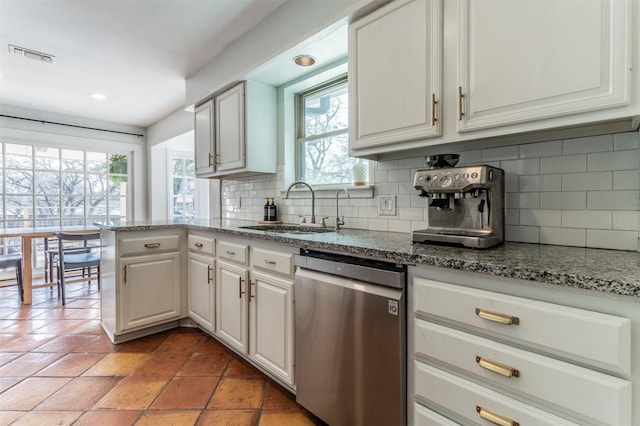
[0,281,320,425]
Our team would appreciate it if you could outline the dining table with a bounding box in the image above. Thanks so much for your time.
[0,225,100,305]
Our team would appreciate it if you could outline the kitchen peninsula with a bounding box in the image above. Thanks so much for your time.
[97,219,640,425]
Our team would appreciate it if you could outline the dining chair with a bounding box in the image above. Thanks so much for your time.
[55,232,101,305]
[0,253,24,302]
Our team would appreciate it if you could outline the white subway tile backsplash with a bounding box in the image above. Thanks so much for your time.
[587,229,638,251]
[613,211,639,231]
[388,169,411,182]
[506,192,540,209]
[501,158,540,175]
[219,131,638,250]
[540,154,586,174]
[540,192,586,210]
[483,145,519,161]
[388,220,411,233]
[588,150,640,171]
[520,209,561,227]
[505,225,539,243]
[562,210,611,229]
[563,134,613,155]
[519,175,561,192]
[398,207,424,221]
[613,170,640,190]
[562,172,612,191]
[540,227,586,247]
[614,131,640,150]
[519,140,563,158]
[588,191,639,211]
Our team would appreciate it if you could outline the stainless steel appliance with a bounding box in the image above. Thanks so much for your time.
[412,154,505,248]
[294,249,406,426]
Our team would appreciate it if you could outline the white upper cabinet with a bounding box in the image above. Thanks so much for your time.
[349,0,638,157]
[194,100,214,176]
[194,80,276,178]
[458,0,631,132]
[349,0,442,150]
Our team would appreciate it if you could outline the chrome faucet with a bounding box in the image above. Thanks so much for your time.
[335,188,350,230]
[284,181,316,225]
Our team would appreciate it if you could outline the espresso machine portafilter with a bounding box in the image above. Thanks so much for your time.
[411,154,505,249]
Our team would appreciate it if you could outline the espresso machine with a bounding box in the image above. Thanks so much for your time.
[411,154,505,249]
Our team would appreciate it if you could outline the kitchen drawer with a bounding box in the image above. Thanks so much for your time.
[415,362,582,426]
[415,319,631,426]
[414,277,631,374]
[119,234,180,256]
[414,403,459,426]
[251,246,294,277]
[188,234,215,256]
[218,240,249,265]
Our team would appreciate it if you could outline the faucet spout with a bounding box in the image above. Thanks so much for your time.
[335,188,350,230]
[284,181,316,224]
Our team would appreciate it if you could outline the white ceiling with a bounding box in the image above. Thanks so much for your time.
[0,0,291,128]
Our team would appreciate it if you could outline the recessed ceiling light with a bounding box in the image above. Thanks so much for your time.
[293,55,316,67]
[91,93,106,100]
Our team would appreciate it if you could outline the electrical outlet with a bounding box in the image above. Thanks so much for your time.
[378,195,397,216]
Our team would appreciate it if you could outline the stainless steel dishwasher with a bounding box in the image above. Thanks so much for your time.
[294,249,406,426]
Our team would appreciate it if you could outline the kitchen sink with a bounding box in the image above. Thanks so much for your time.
[239,225,335,235]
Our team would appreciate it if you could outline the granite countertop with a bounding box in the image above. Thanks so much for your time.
[97,219,640,299]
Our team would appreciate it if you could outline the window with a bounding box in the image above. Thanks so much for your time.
[1,144,129,228]
[296,76,367,186]
[170,156,196,220]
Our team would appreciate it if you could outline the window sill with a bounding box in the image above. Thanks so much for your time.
[279,184,374,199]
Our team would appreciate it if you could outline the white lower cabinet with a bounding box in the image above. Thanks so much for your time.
[214,239,296,386]
[410,269,633,426]
[187,234,216,332]
[250,270,294,386]
[216,259,249,353]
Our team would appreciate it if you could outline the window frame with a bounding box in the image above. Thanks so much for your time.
[294,74,354,187]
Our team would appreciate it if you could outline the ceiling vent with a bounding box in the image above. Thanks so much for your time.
[8,44,56,64]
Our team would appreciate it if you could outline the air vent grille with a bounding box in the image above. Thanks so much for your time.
[8,44,56,64]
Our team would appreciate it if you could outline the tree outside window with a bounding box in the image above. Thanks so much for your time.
[297,77,367,186]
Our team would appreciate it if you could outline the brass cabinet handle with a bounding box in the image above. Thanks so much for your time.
[249,280,256,300]
[208,153,214,167]
[476,406,519,426]
[194,242,203,248]
[144,243,161,249]
[264,259,277,265]
[476,356,520,378]
[475,308,520,325]
[238,277,245,298]
[458,86,464,121]
[431,93,437,126]
[226,250,236,256]
[123,265,127,284]
[207,265,213,284]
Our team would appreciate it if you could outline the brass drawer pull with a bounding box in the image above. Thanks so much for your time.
[238,277,245,298]
[226,250,236,256]
[475,308,520,325]
[458,86,465,121]
[264,260,277,265]
[476,356,520,378]
[194,242,203,248]
[144,243,161,249]
[207,265,213,284]
[476,406,519,426]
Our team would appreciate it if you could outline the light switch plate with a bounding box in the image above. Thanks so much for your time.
[378,195,397,216]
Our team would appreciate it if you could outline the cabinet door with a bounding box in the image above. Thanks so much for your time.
[194,100,215,176]
[349,0,442,150]
[188,252,215,332]
[216,83,245,172]
[249,271,294,385]
[216,260,249,353]
[458,0,630,131]
[120,252,181,332]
